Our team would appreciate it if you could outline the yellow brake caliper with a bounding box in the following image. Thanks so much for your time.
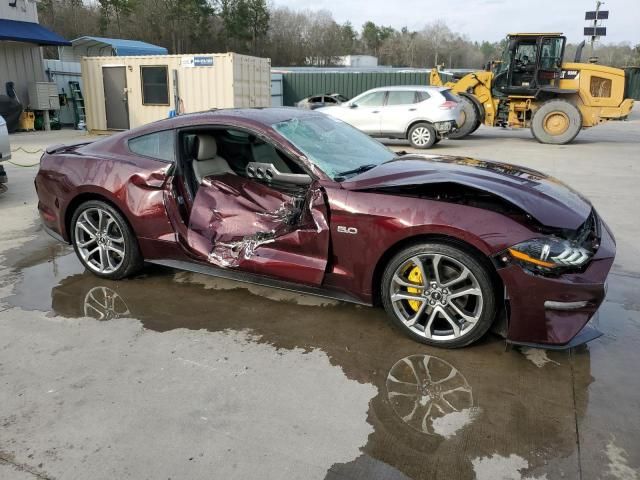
[407,266,425,312]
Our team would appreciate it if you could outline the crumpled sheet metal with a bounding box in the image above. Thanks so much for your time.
[307,188,329,234]
[188,175,327,269]
[208,234,276,268]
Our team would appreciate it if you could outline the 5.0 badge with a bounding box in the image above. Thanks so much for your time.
[337,226,358,234]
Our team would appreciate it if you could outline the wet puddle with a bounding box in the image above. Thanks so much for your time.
[3,236,640,479]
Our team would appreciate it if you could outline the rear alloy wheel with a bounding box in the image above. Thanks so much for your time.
[531,99,582,145]
[71,200,143,280]
[84,286,131,321]
[381,243,496,348]
[408,123,437,149]
[448,96,479,139]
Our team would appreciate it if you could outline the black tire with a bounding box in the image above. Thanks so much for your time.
[470,117,482,134]
[531,99,582,145]
[407,123,437,149]
[448,96,478,139]
[381,242,496,348]
[70,200,143,280]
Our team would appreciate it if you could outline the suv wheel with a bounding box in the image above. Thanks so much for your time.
[408,123,437,149]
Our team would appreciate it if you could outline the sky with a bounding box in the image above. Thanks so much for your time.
[273,0,639,44]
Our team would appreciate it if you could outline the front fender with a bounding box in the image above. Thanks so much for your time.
[324,188,539,301]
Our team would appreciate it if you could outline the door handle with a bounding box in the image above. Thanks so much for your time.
[372,110,380,114]
[408,108,417,111]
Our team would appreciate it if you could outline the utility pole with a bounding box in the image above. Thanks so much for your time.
[584,1,608,63]
[590,1,602,58]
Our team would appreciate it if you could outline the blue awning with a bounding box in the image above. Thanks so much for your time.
[0,19,71,46]
[70,36,168,56]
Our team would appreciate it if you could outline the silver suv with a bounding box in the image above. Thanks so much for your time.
[0,115,10,188]
[317,86,463,149]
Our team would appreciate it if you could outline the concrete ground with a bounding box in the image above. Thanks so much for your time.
[1,111,639,480]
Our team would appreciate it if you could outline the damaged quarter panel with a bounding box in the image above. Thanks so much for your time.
[187,175,330,285]
[37,135,174,246]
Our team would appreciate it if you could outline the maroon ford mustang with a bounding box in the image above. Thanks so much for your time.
[35,108,615,349]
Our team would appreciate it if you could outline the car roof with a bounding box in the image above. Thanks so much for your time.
[363,85,448,93]
[137,107,321,133]
[302,93,344,100]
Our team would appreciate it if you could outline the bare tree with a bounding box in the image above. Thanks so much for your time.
[37,2,640,67]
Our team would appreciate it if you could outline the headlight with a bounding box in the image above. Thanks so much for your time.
[507,237,593,270]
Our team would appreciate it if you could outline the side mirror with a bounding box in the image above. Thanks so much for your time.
[349,103,358,108]
[245,162,312,186]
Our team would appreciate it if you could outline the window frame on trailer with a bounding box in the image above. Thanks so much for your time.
[140,65,170,106]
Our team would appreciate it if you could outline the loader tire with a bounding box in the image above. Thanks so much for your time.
[448,96,479,139]
[531,100,582,145]
[470,117,482,134]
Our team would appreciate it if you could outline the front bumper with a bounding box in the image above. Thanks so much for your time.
[498,218,616,348]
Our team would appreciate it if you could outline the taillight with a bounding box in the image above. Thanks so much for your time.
[439,101,457,110]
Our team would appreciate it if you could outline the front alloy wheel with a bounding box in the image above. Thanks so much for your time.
[382,243,496,348]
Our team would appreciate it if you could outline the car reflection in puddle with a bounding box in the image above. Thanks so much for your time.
[386,354,476,436]
[46,272,483,442]
[72,279,482,442]
[83,286,131,320]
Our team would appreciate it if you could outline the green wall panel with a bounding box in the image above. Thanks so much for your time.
[282,68,637,104]
[624,67,640,100]
[281,71,432,106]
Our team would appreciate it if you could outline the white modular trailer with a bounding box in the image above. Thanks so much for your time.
[81,53,271,132]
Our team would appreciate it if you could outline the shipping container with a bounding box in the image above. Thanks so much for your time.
[81,53,271,132]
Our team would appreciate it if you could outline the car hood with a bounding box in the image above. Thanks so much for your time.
[341,155,592,230]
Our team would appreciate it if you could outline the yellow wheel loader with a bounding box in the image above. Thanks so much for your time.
[430,33,634,144]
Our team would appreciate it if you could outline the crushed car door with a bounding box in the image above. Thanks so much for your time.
[185,174,330,286]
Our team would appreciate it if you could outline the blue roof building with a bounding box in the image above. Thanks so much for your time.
[1,1,70,106]
[60,36,168,62]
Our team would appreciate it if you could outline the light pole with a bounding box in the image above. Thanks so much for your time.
[585,1,608,63]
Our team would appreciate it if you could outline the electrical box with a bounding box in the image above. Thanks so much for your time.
[28,82,60,110]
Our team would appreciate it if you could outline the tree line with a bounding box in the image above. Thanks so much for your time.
[38,0,640,68]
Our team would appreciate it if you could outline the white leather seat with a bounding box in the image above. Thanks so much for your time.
[192,135,235,182]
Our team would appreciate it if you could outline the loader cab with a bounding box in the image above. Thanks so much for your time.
[492,34,566,96]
